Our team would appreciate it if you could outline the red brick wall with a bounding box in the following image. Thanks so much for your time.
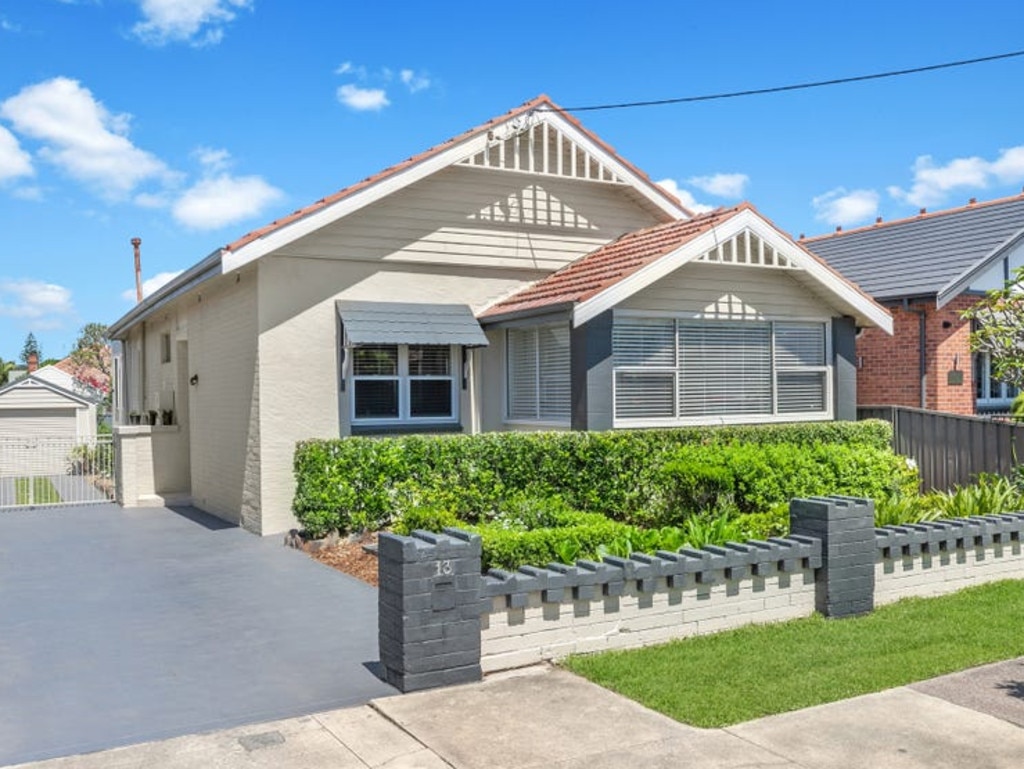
[856,294,976,415]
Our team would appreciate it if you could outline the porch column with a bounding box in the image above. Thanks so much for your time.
[571,310,613,431]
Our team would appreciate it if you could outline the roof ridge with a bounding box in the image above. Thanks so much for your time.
[802,190,1024,243]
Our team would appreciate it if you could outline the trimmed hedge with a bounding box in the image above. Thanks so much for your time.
[293,421,901,538]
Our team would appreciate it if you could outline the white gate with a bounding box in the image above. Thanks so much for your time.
[0,435,114,508]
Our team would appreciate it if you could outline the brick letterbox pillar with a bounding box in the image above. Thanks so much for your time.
[377,529,483,693]
[790,496,875,618]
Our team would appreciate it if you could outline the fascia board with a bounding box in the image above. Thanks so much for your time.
[541,112,688,220]
[573,212,751,328]
[937,228,1024,309]
[573,209,893,334]
[223,132,493,272]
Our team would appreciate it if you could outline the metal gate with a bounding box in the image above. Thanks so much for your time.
[0,435,114,508]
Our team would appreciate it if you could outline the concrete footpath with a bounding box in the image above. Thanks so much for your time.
[10,659,1024,769]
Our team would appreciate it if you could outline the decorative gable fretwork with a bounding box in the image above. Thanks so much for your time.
[459,117,626,184]
[696,229,799,270]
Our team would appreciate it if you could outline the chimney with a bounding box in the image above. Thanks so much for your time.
[28,352,38,373]
[132,237,143,304]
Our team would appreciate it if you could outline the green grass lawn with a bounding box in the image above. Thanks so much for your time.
[562,580,1024,728]
[14,477,62,505]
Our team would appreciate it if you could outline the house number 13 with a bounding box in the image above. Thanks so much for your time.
[435,559,453,577]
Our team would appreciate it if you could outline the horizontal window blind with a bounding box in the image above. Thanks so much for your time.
[506,324,570,422]
[679,322,771,416]
[612,316,829,422]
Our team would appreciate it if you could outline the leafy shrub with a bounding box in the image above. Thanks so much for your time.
[293,421,896,535]
[930,474,1023,518]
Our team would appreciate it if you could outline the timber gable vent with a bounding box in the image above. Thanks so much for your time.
[458,117,627,185]
[694,229,798,270]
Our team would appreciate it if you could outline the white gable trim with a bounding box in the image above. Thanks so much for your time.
[937,226,1024,308]
[223,108,687,274]
[0,376,94,408]
[572,208,894,334]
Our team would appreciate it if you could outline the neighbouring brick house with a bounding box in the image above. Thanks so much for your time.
[803,193,1024,415]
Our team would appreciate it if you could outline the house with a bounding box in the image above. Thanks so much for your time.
[802,193,1024,415]
[108,95,892,535]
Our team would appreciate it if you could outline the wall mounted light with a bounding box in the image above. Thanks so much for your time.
[190,373,199,386]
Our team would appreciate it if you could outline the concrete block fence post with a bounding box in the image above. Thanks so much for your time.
[377,529,484,693]
[790,496,875,618]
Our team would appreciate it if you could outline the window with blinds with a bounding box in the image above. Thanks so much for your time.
[351,344,456,422]
[506,324,571,422]
[613,316,829,423]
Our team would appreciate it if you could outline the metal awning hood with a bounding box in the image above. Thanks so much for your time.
[335,301,489,347]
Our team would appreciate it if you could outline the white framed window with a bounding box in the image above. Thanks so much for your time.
[975,351,1019,409]
[351,344,457,423]
[506,324,571,423]
[613,314,831,425]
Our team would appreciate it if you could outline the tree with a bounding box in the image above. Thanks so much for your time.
[964,266,1024,389]
[68,322,112,396]
[0,357,14,386]
[20,332,40,365]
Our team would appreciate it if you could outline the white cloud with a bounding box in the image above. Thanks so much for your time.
[121,270,183,302]
[0,279,74,328]
[132,0,252,46]
[812,187,880,227]
[888,146,1024,208]
[686,172,749,198]
[193,146,231,173]
[655,178,714,214]
[337,84,390,112]
[12,186,43,201]
[1,17,21,32]
[0,125,34,182]
[172,173,283,229]
[400,69,431,93]
[0,77,173,198]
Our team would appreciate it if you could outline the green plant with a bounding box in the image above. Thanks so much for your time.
[931,474,1022,518]
[678,512,746,549]
[292,421,900,535]
[874,488,941,527]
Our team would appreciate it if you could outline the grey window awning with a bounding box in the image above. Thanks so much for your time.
[336,300,490,347]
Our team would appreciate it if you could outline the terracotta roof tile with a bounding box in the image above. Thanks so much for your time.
[479,205,746,318]
[225,95,686,254]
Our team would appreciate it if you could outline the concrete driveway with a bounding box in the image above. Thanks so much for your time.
[0,503,394,766]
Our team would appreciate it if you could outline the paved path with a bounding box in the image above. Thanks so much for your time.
[0,504,394,766]
[12,661,1024,769]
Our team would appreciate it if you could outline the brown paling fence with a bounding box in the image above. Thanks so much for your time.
[858,405,1024,491]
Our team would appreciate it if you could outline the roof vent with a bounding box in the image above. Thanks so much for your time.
[968,197,977,205]
[835,226,842,233]
[798,233,805,240]
[919,208,927,215]
[875,216,883,224]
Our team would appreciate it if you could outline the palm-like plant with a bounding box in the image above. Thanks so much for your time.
[0,358,15,386]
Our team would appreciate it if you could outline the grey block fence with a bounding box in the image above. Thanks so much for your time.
[377,497,1024,693]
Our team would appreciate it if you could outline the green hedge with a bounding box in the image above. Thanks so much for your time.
[293,420,900,537]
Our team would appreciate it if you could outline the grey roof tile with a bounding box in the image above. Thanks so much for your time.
[803,196,1024,301]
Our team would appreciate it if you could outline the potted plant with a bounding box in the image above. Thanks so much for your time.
[147,410,158,425]
[129,411,141,425]
[160,409,174,426]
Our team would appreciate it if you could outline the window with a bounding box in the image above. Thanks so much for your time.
[613,316,830,424]
[160,333,172,364]
[351,344,456,422]
[975,351,1018,408]
[506,324,571,422]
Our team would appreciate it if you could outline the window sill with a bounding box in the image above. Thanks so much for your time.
[350,422,463,437]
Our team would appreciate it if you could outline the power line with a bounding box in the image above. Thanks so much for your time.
[546,49,1024,112]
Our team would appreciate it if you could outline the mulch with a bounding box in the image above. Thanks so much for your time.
[307,532,379,587]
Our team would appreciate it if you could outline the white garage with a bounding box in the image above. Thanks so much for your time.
[0,378,96,440]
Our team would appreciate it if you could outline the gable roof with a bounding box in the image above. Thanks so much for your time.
[110,95,689,340]
[802,193,1024,307]
[0,374,97,407]
[480,203,893,333]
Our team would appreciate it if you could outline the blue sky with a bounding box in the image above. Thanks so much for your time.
[2,0,1024,360]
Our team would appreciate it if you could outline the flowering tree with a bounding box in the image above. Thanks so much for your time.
[964,266,1024,388]
[67,323,112,397]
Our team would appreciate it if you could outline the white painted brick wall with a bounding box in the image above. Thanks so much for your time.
[480,569,817,674]
[875,541,1024,605]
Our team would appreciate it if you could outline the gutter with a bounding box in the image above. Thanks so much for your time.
[108,248,224,339]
